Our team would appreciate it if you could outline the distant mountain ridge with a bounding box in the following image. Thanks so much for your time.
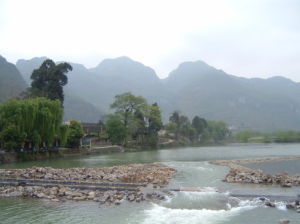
[0,55,27,103]
[1,55,299,130]
[165,61,300,130]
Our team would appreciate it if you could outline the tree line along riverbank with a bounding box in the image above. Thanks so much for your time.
[0,59,230,163]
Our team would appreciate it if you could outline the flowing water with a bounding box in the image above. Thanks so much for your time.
[1,143,300,223]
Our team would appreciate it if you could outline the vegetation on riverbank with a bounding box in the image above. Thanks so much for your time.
[0,59,86,154]
[104,92,162,148]
[0,58,230,161]
[234,130,300,143]
[163,111,230,146]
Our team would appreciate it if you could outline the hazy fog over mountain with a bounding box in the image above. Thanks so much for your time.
[1,0,300,81]
[1,0,300,130]
[3,55,298,131]
[0,55,27,103]
[2,1,300,223]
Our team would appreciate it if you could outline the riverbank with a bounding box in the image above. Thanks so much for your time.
[212,156,300,187]
[0,145,123,164]
[0,163,176,205]
[0,137,227,164]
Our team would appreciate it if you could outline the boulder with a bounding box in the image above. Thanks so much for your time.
[278,219,290,224]
[265,201,275,207]
[281,182,292,187]
[87,191,95,199]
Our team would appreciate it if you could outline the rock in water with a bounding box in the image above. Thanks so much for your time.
[278,219,290,224]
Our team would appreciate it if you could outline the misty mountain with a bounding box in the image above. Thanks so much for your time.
[11,55,300,130]
[87,56,171,113]
[15,57,104,122]
[164,61,300,130]
[0,55,27,103]
[16,57,48,84]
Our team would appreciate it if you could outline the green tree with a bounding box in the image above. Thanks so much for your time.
[0,97,63,151]
[0,124,25,151]
[145,103,163,147]
[148,103,162,133]
[58,124,69,146]
[66,120,84,148]
[105,115,126,145]
[204,120,230,142]
[192,116,207,136]
[169,111,180,124]
[165,122,178,137]
[169,111,180,139]
[30,59,72,103]
[167,111,197,141]
[110,92,147,146]
[108,93,162,147]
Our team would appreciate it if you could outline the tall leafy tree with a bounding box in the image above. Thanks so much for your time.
[169,111,180,125]
[108,93,162,147]
[66,120,84,148]
[192,116,208,136]
[106,115,127,145]
[169,111,180,139]
[148,103,162,134]
[0,97,63,151]
[204,120,230,142]
[30,59,72,103]
[110,92,147,146]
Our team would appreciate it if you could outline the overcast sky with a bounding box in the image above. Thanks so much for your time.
[0,0,299,81]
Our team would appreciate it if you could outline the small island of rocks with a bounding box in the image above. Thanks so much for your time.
[0,163,176,205]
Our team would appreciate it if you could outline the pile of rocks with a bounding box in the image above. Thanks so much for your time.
[224,167,300,187]
[260,197,300,213]
[0,185,165,204]
[0,163,176,186]
[0,163,176,205]
[212,159,300,187]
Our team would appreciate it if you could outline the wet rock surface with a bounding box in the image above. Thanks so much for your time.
[0,163,176,205]
[212,157,300,187]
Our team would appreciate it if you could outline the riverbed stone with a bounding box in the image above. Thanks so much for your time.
[87,191,96,199]
[285,203,295,209]
[127,194,135,201]
[279,219,290,224]
[281,182,292,188]
[36,192,46,198]
[0,163,176,205]
[265,201,275,207]
[73,196,86,200]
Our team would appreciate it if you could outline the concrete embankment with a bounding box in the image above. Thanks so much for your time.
[0,163,176,205]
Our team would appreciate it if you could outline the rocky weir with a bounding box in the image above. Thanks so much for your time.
[212,157,300,213]
[0,163,176,205]
[212,157,300,187]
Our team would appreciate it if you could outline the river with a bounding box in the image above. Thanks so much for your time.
[1,143,300,223]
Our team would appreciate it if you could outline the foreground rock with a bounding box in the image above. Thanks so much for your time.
[0,163,176,205]
[278,219,290,224]
[212,157,300,187]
